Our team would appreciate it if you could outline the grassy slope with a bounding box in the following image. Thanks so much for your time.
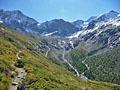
[0,24,120,90]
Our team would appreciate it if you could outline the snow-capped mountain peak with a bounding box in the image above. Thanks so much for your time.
[67,10,120,39]
[96,10,119,22]
[0,9,120,39]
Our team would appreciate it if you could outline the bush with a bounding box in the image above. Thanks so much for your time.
[15,59,25,68]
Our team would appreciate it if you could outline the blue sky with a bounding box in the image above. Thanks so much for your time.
[0,0,120,22]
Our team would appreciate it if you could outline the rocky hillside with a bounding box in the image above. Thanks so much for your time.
[1,23,120,90]
[0,9,80,37]
[1,9,120,89]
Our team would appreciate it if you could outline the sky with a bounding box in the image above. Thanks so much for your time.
[0,0,120,22]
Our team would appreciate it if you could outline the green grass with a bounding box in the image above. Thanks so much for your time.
[0,24,120,90]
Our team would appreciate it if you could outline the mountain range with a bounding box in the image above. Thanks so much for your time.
[0,9,120,90]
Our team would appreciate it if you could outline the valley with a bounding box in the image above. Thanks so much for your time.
[62,45,80,77]
[0,9,120,90]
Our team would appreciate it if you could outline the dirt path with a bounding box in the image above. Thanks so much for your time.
[11,51,27,90]
[45,46,50,57]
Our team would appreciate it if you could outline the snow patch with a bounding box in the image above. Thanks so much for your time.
[18,20,21,23]
[25,29,30,32]
[83,21,89,28]
[115,22,120,26]
[66,31,83,39]
[69,41,74,48]
[105,18,120,27]
[95,30,103,36]
[118,14,120,17]
[111,20,120,26]
[81,29,95,35]
[0,20,3,23]
[37,23,41,26]
[44,31,58,36]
